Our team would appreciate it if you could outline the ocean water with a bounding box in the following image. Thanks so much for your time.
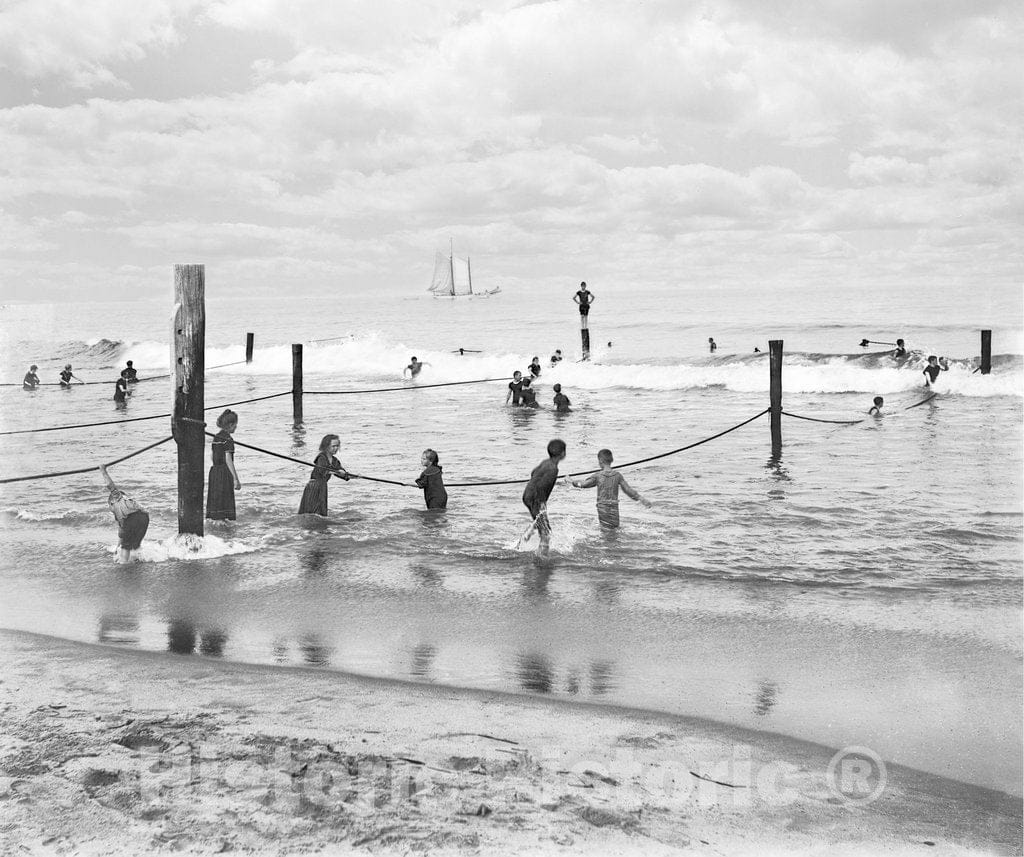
[1,281,1021,796]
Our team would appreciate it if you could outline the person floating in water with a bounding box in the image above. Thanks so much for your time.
[893,339,907,358]
[753,346,761,353]
[22,364,39,390]
[415,448,448,510]
[553,383,571,413]
[207,409,241,521]
[708,337,717,352]
[59,364,83,387]
[571,448,652,529]
[868,396,884,416]
[522,439,566,557]
[120,360,138,383]
[298,434,350,516]
[404,357,428,378]
[923,355,949,387]
[520,377,539,408]
[505,370,524,405]
[573,282,594,319]
[528,356,542,378]
[550,349,563,366]
[100,464,149,563]
[113,375,131,405]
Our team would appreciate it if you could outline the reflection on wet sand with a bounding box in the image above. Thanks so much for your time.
[298,632,333,667]
[513,653,618,698]
[166,619,229,657]
[516,653,553,693]
[98,613,140,645]
[753,679,779,716]
[410,643,437,678]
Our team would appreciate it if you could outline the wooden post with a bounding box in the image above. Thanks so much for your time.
[580,327,591,360]
[292,343,303,423]
[245,332,254,364]
[769,339,783,459]
[980,330,991,375]
[172,264,206,536]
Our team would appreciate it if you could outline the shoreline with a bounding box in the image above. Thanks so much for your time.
[1,629,1020,855]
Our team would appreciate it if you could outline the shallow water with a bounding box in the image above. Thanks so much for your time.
[1,284,1021,795]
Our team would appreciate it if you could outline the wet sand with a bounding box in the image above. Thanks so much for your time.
[0,629,1020,856]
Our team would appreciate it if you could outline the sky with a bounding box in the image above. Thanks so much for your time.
[0,0,1021,301]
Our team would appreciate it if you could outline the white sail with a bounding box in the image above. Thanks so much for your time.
[428,251,454,294]
[452,256,472,295]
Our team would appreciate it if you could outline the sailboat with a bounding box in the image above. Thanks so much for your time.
[427,241,500,298]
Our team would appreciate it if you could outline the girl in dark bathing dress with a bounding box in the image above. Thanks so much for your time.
[206,409,240,521]
[299,434,350,516]
[415,448,448,510]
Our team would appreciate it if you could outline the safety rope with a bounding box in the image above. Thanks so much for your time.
[3,359,250,388]
[306,377,505,395]
[782,411,864,425]
[0,390,292,437]
[0,436,174,484]
[184,422,411,487]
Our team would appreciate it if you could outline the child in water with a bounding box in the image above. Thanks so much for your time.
[571,449,651,529]
[923,355,949,387]
[100,465,149,563]
[522,439,566,557]
[415,449,448,510]
[520,377,539,408]
[298,434,350,516]
[528,357,542,378]
[207,409,241,521]
[22,365,39,390]
[404,357,428,378]
[868,396,884,416]
[553,383,571,412]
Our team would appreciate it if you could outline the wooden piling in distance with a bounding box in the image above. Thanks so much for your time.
[292,343,303,423]
[245,332,254,364]
[769,339,783,458]
[980,330,992,375]
[172,264,206,536]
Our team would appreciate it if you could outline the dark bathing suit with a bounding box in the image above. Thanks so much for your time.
[508,379,523,405]
[923,365,942,383]
[575,290,591,315]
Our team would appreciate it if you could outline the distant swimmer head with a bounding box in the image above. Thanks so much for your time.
[513,370,522,380]
[126,360,133,367]
[547,438,567,458]
[411,356,418,362]
[30,364,37,370]
[607,341,612,347]
[598,448,613,465]
[555,349,562,355]
[216,409,238,430]
[64,364,71,369]
[422,448,439,466]
[873,396,884,407]
[319,433,340,453]
[896,339,904,346]
[553,383,561,393]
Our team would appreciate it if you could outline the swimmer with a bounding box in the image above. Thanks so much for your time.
[571,448,651,529]
[520,377,539,408]
[120,360,138,383]
[404,356,429,378]
[528,356,542,378]
[868,396,884,416]
[22,364,39,390]
[505,370,524,405]
[708,337,717,352]
[893,339,907,358]
[553,383,571,413]
[100,465,150,563]
[550,349,563,366]
[415,448,448,510]
[59,364,83,387]
[522,439,566,557]
[923,355,949,387]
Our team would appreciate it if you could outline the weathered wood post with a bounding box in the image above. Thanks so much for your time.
[292,343,303,423]
[172,264,206,536]
[769,339,783,458]
[580,322,591,360]
[245,332,254,364]
[980,330,991,375]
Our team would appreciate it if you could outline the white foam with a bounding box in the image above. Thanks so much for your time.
[113,532,263,563]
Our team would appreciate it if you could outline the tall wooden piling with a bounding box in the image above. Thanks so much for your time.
[580,326,591,360]
[292,343,303,423]
[172,264,206,536]
[769,339,783,458]
[980,330,991,375]
[245,332,254,364]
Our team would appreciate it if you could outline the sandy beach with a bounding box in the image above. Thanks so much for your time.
[0,629,1019,856]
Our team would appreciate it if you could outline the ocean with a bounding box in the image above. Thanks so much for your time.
[1,281,1021,796]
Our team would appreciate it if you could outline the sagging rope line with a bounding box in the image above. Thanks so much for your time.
[183,421,411,487]
[306,377,505,395]
[783,411,864,426]
[189,409,769,490]
[1,359,250,388]
[0,390,292,437]
[782,392,938,425]
[0,435,174,484]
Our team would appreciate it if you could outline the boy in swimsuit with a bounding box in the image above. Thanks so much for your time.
[573,282,594,321]
[892,339,907,358]
[23,365,39,390]
[923,355,949,387]
[121,360,138,383]
[404,357,428,378]
[505,370,524,405]
[520,377,539,408]
[522,439,566,557]
[59,364,82,387]
[553,383,571,413]
[571,449,651,529]
[868,396,884,416]
[528,357,542,378]
[550,349,563,366]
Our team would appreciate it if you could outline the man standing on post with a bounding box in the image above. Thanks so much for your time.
[574,282,594,324]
